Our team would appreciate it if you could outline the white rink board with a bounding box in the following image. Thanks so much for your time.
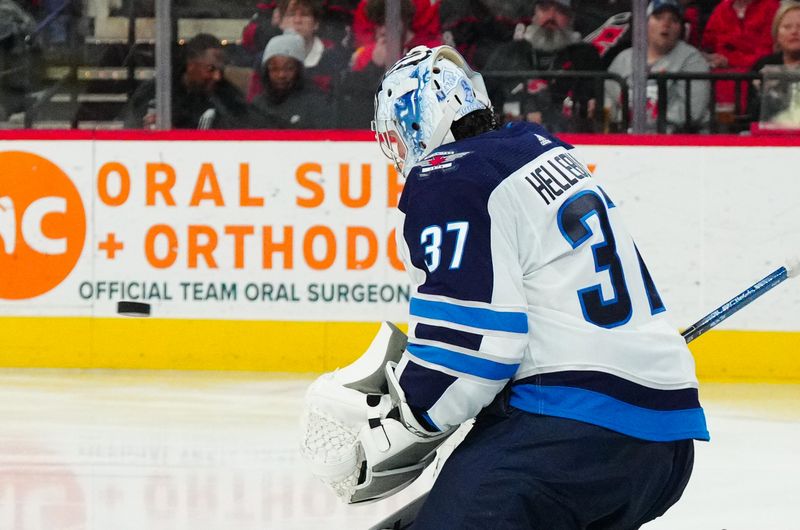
[0,139,799,332]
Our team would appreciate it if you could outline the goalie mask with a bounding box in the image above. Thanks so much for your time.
[372,45,492,176]
[300,322,455,504]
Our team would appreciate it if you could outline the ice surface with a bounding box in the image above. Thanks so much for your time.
[0,370,795,530]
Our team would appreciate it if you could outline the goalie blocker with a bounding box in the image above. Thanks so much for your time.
[301,322,456,503]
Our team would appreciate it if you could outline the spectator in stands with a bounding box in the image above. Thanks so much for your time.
[337,0,441,128]
[121,33,252,129]
[0,0,38,121]
[701,0,779,109]
[749,1,800,126]
[349,0,441,72]
[251,32,330,128]
[246,0,350,99]
[605,0,710,133]
[242,2,283,63]
[277,0,349,92]
[439,0,532,70]
[242,0,359,62]
[484,0,604,133]
[316,0,360,46]
[352,0,440,50]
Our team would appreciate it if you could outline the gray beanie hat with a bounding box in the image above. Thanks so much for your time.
[262,33,306,66]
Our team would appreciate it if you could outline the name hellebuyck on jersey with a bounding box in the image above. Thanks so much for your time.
[524,151,593,206]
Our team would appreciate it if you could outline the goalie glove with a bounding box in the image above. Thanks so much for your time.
[300,322,456,504]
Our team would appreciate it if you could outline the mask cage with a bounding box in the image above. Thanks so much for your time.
[372,119,406,174]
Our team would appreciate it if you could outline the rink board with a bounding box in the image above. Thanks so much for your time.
[0,131,799,380]
[0,317,797,382]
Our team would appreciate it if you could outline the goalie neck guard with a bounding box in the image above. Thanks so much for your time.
[372,45,492,177]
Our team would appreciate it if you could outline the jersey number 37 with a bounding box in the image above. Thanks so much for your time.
[558,189,665,329]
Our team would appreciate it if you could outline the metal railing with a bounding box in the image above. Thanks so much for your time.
[652,70,800,134]
[481,70,630,133]
[651,71,756,134]
[482,70,800,135]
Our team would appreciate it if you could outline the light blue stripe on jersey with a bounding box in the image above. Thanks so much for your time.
[410,298,528,334]
[510,385,710,442]
[407,343,519,381]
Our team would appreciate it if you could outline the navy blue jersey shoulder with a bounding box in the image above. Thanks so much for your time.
[397,123,569,304]
[445,121,572,184]
[399,122,570,215]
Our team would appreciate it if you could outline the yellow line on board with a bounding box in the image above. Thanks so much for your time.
[0,317,399,372]
[688,329,800,383]
[0,317,798,381]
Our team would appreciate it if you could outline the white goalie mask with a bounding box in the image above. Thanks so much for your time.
[300,322,455,504]
[372,45,492,176]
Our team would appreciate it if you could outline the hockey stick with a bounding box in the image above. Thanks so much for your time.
[681,260,798,342]
[368,259,799,530]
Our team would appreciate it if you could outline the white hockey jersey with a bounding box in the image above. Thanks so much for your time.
[395,122,709,442]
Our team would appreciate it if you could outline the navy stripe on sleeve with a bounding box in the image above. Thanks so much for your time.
[398,360,458,412]
[414,323,484,350]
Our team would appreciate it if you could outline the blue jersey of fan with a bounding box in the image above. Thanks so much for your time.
[395,122,709,442]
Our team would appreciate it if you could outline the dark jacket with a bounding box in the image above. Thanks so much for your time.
[251,75,331,129]
[485,38,604,132]
[122,75,256,129]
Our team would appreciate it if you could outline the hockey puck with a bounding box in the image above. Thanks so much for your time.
[117,301,151,317]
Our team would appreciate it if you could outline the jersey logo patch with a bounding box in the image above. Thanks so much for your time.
[535,134,552,146]
[419,151,471,173]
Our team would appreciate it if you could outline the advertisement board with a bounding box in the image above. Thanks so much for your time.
[1,132,798,379]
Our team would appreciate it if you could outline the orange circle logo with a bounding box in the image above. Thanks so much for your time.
[0,151,86,299]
